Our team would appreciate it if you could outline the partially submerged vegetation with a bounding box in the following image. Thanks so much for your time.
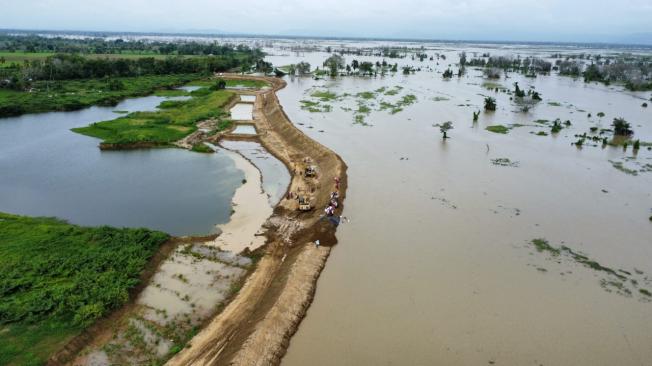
[529,239,651,301]
[0,74,203,117]
[0,212,168,366]
[0,34,264,117]
[485,125,510,134]
[300,85,417,125]
[72,88,234,146]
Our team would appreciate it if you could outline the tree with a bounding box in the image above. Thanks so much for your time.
[210,78,226,90]
[442,69,453,78]
[296,62,311,75]
[612,117,633,135]
[436,121,454,139]
[514,82,525,98]
[352,59,359,70]
[484,97,496,111]
[323,55,344,77]
[359,62,374,75]
[287,64,297,76]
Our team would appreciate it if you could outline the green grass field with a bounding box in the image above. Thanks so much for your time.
[0,212,169,366]
[0,74,207,117]
[72,89,234,145]
[189,79,269,88]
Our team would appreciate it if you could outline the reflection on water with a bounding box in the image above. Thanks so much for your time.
[274,43,652,366]
[0,95,243,236]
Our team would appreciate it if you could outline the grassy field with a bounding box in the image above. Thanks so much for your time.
[189,79,269,88]
[0,74,207,117]
[0,212,169,366]
[72,88,234,145]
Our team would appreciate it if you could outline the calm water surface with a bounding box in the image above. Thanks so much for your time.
[0,95,244,236]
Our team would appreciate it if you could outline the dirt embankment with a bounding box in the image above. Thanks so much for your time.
[166,75,348,366]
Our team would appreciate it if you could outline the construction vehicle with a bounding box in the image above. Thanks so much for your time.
[298,196,312,211]
[305,165,317,177]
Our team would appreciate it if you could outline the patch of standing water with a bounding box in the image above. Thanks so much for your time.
[220,140,291,206]
[0,95,244,236]
[230,103,254,120]
[231,124,257,135]
[240,95,256,103]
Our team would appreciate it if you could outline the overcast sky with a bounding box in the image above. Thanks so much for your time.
[1,0,651,43]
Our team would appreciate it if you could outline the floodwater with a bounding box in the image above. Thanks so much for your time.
[268,43,652,365]
[220,140,291,205]
[0,95,244,236]
[231,124,257,135]
[230,103,254,120]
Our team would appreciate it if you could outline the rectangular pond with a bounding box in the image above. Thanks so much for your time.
[230,103,254,120]
[232,125,257,135]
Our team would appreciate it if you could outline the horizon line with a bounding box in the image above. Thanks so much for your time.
[2,27,652,49]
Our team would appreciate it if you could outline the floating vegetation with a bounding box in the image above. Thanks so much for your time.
[528,238,651,301]
[548,101,562,107]
[481,81,505,90]
[300,100,332,113]
[535,131,548,136]
[609,158,652,176]
[485,125,510,134]
[310,90,339,101]
[490,158,519,167]
[356,91,375,99]
[533,119,549,124]
[431,96,450,102]
[302,85,415,124]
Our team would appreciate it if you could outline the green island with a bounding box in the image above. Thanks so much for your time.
[0,212,169,366]
[72,87,235,146]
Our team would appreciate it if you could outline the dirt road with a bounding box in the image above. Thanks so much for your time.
[166,75,348,366]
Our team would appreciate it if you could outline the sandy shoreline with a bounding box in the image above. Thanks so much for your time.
[209,146,272,253]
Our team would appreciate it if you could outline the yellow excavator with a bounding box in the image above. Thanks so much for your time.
[298,196,312,211]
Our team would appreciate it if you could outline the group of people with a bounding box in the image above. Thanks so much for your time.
[324,179,341,217]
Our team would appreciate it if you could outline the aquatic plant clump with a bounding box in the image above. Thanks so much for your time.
[485,125,510,134]
[529,238,651,301]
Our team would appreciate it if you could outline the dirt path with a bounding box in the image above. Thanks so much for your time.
[166,75,348,366]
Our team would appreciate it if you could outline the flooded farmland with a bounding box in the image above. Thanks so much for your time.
[266,42,652,365]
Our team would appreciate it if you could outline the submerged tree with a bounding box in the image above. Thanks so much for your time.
[436,121,454,139]
[513,82,525,98]
[296,62,311,75]
[612,117,633,136]
[473,111,480,122]
[323,55,345,77]
[484,97,496,111]
[442,68,454,78]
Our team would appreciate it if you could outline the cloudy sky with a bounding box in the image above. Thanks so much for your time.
[1,0,651,43]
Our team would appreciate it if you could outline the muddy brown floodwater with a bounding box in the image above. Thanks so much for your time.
[266,43,652,366]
